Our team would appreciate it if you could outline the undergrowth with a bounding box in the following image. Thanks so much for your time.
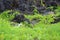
[0,7,60,40]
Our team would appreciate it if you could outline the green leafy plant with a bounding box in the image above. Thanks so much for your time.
[0,10,20,21]
[0,6,60,40]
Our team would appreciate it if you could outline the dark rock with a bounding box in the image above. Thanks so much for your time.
[3,0,13,9]
[12,14,25,23]
[51,17,60,24]
[0,1,5,12]
[56,0,60,5]
[11,14,30,24]
[0,0,59,14]
[31,18,40,25]
[37,6,46,13]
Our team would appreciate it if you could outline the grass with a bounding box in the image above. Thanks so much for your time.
[0,19,60,40]
[0,10,60,40]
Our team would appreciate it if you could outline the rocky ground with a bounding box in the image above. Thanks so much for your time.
[0,0,60,14]
[0,0,60,26]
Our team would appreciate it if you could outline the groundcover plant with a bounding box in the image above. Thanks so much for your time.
[0,0,60,40]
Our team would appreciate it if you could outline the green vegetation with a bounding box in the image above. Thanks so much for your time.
[0,17,60,40]
[0,7,60,40]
